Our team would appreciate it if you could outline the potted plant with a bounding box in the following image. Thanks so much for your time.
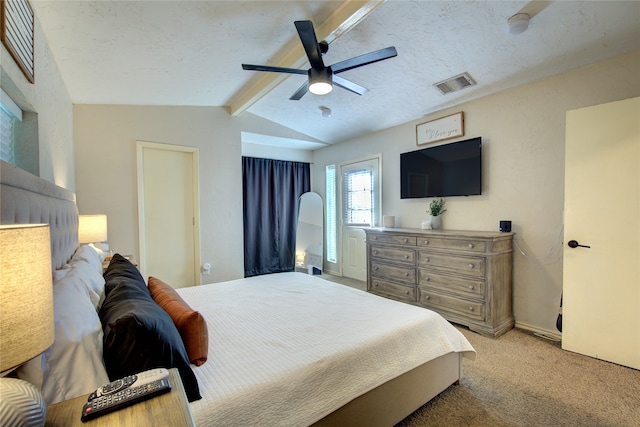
[426,198,446,229]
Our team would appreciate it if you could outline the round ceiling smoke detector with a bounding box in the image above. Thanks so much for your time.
[319,106,332,118]
[507,13,530,35]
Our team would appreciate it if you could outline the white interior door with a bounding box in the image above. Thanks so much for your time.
[563,97,639,369]
[137,141,200,288]
[340,157,380,281]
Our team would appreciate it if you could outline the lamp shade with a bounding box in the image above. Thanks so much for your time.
[0,224,54,373]
[78,215,108,244]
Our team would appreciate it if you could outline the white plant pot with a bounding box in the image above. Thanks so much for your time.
[430,215,442,230]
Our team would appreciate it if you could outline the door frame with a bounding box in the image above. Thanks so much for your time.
[337,153,382,277]
[136,140,201,285]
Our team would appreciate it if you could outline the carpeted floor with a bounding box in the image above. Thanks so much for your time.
[322,274,640,427]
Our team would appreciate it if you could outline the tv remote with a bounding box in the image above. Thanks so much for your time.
[81,378,171,422]
[88,368,170,401]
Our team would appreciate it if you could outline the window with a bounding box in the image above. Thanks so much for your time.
[325,165,337,263]
[0,87,22,165]
[343,168,373,226]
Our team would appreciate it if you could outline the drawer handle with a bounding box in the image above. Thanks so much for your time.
[373,236,378,240]
[403,238,408,243]
[424,258,429,263]
[468,306,475,312]
[423,240,429,245]
[468,243,474,249]
[468,263,475,269]
[404,272,409,277]
[405,290,410,295]
[468,285,474,290]
[373,250,378,255]
[373,266,379,271]
[374,283,379,287]
[424,295,430,300]
[424,276,430,282]
[404,255,409,259]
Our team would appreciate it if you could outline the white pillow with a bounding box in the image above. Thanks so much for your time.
[65,260,105,310]
[52,267,69,282]
[40,275,110,404]
[70,245,104,274]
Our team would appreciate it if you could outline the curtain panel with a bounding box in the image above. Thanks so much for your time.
[242,157,310,277]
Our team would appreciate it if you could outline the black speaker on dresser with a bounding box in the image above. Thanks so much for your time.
[499,220,512,232]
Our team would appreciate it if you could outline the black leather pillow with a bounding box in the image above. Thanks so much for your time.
[100,255,201,402]
[103,254,147,296]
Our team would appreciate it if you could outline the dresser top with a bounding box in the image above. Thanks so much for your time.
[365,227,514,239]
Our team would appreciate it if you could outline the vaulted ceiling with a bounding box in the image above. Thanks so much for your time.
[31,1,640,148]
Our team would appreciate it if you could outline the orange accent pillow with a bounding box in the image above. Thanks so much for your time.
[147,277,208,366]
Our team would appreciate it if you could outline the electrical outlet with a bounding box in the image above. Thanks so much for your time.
[201,263,211,275]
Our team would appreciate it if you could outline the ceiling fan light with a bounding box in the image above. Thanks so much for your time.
[309,81,332,95]
[308,68,333,95]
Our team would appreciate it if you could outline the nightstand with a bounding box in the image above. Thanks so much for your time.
[45,368,195,426]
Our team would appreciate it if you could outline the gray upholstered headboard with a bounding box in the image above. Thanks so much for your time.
[1,161,79,269]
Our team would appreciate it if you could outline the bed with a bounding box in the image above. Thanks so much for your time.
[1,161,475,426]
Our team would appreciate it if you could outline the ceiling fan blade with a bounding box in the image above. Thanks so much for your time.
[333,75,368,96]
[294,20,325,69]
[331,46,398,74]
[289,81,309,100]
[242,64,307,75]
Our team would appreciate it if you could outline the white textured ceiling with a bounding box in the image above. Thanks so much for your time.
[31,1,640,148]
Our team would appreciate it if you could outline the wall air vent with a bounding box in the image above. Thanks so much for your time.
[433,72,476,95]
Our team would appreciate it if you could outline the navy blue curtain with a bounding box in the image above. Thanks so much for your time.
[242,157,310,277]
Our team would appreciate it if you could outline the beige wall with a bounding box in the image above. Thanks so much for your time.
[73,105,316,283]
[1,12,74,189]
[74,105,244,283]
[311,50,640,336]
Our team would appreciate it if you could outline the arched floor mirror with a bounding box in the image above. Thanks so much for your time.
[295,192,323,274]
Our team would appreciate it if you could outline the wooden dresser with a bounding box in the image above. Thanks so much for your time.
[365,228,514,338]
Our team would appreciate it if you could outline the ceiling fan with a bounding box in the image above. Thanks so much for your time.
[242,20,397,100]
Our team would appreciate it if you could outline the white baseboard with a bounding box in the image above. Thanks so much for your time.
[515,321,562,341]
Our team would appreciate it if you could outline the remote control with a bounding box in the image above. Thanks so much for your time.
[88,368,170,401]
[81,378,171,422]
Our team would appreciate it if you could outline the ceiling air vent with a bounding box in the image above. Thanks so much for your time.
[433,72,476,95]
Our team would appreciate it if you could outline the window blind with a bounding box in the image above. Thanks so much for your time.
[343,168,373,226]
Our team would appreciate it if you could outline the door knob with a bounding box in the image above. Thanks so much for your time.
[568,240,590,249]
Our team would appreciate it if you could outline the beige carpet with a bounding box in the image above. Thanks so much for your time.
[397,327,640,427]
[321,274,640,427]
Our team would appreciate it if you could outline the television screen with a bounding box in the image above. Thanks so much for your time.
[400,137,481,198]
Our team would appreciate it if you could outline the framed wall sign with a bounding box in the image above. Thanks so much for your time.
[416,112,464,145]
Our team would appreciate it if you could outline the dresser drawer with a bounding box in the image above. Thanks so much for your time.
[367,233,417,246]
[370,246,415,264]
[417,237,487,253]
[370,279,416,303]
[418,289,485,321]
[417,251,485,278]
[418,270,484,298]
[370,261,415,284]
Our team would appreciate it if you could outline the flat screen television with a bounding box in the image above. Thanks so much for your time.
[400,137,481,198]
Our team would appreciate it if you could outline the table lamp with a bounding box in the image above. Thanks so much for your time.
[0,224,54,427]
[78,214,108,253]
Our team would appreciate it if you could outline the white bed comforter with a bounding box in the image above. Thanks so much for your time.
[177,272,475,426]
